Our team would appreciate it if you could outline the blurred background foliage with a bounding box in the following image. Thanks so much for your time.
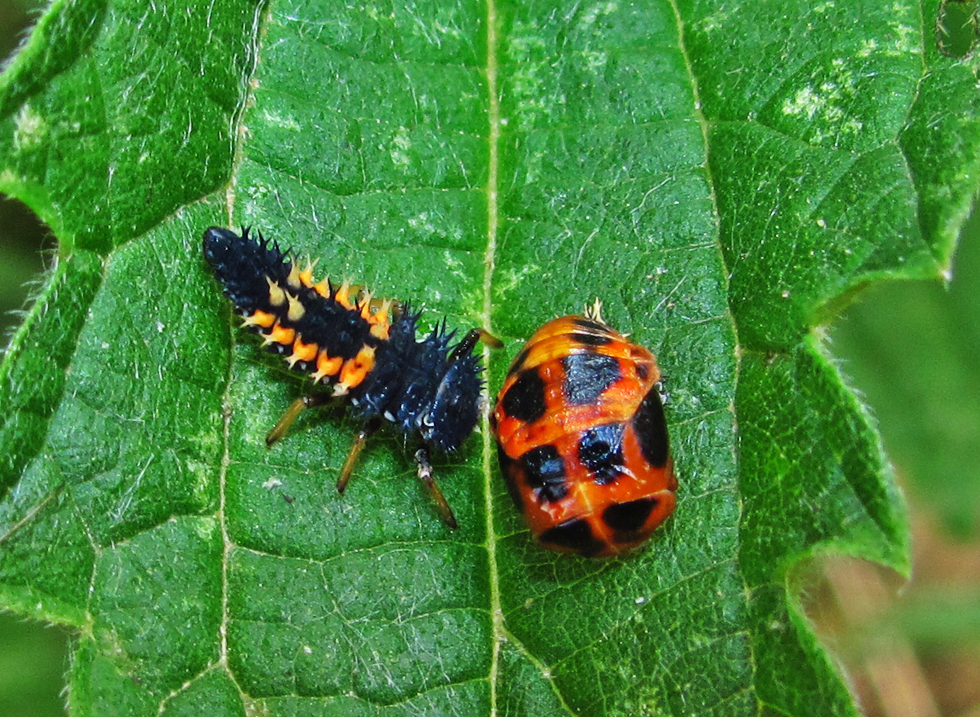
[832,210,980,541]
[0,1,978,716]
[814,206,980,717]
[0,4,69,716]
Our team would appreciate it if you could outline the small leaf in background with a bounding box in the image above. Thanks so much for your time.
[0,1,978,716]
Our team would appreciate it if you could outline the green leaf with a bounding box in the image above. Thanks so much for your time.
[1,1,978,715]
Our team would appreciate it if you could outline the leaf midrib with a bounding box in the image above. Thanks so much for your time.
[481,0,505,712]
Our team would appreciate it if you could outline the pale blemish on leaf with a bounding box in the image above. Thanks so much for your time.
[580,1,620,27]
[440,249,465,281]
[260,109,300,131]
[782,86,822,121]
[13,104,46,152]
[583,50,609,73]
[364,6,390,22]
[99,627,128,662]
[185,458,214,506]
[391,126,412,169]
[781,59,864,143]
[494,263,541,296]
[506,18,554,126]
[407,212,438,235]
[857,38,880,58]
[699,6,736,34]
[244,182,273,201]
[191,516,218,541]
[507,17,547,61]
[886,19,919,56]
[242,181,274,222]
[858,16,920,58]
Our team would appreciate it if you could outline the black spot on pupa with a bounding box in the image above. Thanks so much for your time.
[632,387,669,468]
[521,444,568,503]
[577,423,625,485]
[502,369,547,424]
[497,446,526,514]
[569,331,612,347]
[539,518,606,557]
[572,317,608,333]
[603,497,658,534]
[562,352,620,405]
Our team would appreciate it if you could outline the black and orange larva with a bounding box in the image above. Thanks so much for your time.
[203,226,497,527]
